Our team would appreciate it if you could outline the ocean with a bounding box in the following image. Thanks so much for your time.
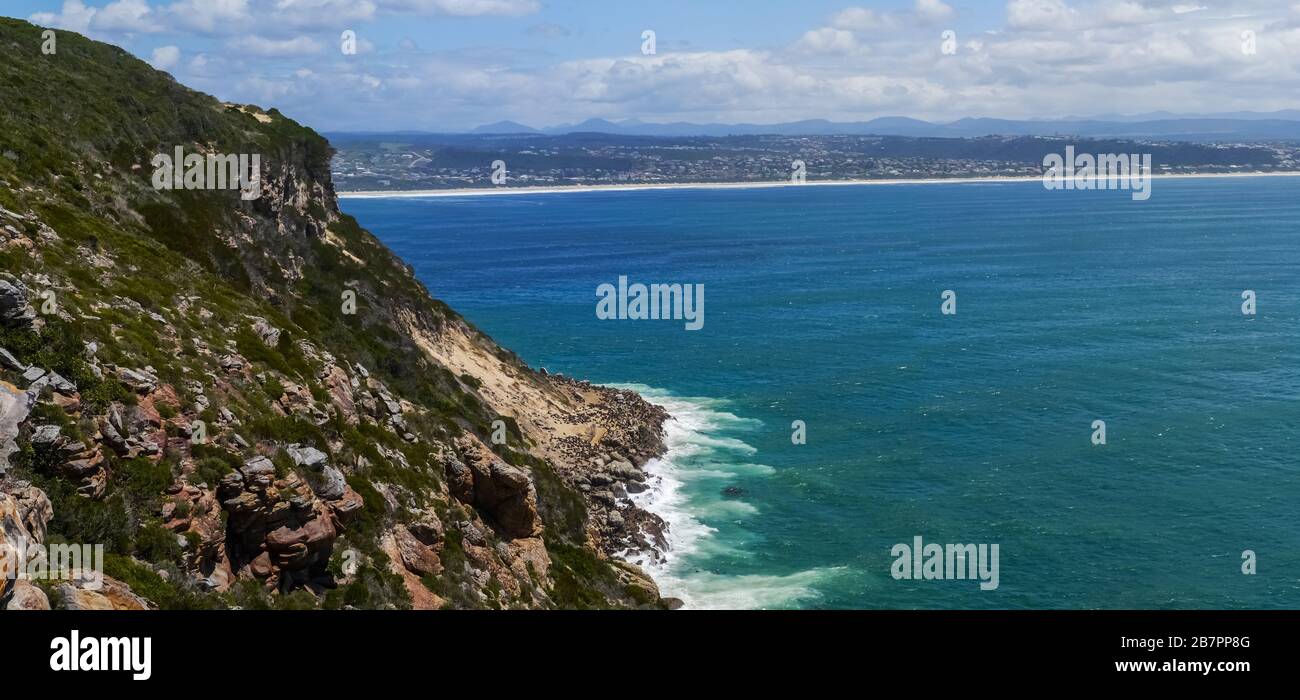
[342,177,1300,609]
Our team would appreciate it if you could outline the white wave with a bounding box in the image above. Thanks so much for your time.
[657,569,842,611]
[615,384,829,609]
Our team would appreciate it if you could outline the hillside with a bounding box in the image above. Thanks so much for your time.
[0,18,670,610]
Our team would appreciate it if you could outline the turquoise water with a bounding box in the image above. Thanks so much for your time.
[344,178,1300,609]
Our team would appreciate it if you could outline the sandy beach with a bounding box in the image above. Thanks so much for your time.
[337,171,1300,199]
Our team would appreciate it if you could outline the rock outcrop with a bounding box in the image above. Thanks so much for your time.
[0,381,34,477]
[0,274,36,328]
[29,424,108,499]
[0,481,52,606]
[0,16,670,610]
[57,574,153,611]
[448,435,542,540]
[4,580,49,610]
[215,455,344,591]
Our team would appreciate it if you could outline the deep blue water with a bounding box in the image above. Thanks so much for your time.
[343,178,1300,609]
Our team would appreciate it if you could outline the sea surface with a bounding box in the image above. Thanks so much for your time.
[343,178,1300,609]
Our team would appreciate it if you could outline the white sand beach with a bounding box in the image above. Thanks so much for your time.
[337,171,1300,199]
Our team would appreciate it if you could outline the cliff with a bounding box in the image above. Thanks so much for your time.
[0,18,670,610]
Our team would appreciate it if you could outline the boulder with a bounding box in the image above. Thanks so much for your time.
[8,482,52,545]
[393,525,441,576]
[29,370,76,396]
[0,275,35,327]
[445,457,475,503]
[306,465,345,501]
[0,485,52,602]
[409,511,445,546]
[286,444,328,469]
[0,347,25,372]
[319,365,357,424]
[249,551,273,578]
[30,424,61,447]
[286,444,345,500]
[505,537,552,584]
[0,382,35,474]
[327,485,364,519]
[241,455,275,478]
[250,317,282,347]
[4,580,50,610]
[56,574,153,611]
[115,367,158,394]
[31,426,109,498]
[449,435,542,539]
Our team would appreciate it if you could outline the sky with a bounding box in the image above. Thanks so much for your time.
[7,0,1300,132]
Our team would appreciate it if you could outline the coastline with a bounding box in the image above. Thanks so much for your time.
[337,171,1300,199]
[612,384,836,610]
[346,170,1300,610]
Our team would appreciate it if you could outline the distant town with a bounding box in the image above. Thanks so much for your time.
[328,132,1300,192]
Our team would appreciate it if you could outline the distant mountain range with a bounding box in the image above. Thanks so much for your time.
[461,112,1300,142]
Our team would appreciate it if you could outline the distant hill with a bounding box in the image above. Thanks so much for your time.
[465,114,1300,142]
[470,120,541,134]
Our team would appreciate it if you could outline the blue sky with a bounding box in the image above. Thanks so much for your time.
[8,1,1300,132]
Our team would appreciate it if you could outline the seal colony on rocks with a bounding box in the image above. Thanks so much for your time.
[408,310,677,571]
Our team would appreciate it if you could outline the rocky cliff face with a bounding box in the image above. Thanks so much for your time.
[0,18,671,610]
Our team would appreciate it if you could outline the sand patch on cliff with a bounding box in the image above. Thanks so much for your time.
[402,314,596,465]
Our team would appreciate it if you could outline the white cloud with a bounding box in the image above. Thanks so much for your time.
[150,44,181,69]
[32,0,160,35]
[915,0,955,22]
[268,0,379,29]
[831,7,894,32]
[31,0,96,33]
[96,0,161,32]
[28,0,1300,130]
[1099,1,1167,25]
[792,27,861,55]
[1007,0,1077,30]
[830,2,953,33]
[376,0,540,16]
[33,0,537,40]
[227,35,324,56]
[163,0,252,33]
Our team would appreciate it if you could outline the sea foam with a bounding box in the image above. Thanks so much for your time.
[615,384,835,609]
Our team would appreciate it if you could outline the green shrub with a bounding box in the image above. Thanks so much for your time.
[134,522,182,564]
[103,554,216,610]
[322,562,411,610]
[115,457,175,510]
[44,484,133,555]
[193,457,233,488]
